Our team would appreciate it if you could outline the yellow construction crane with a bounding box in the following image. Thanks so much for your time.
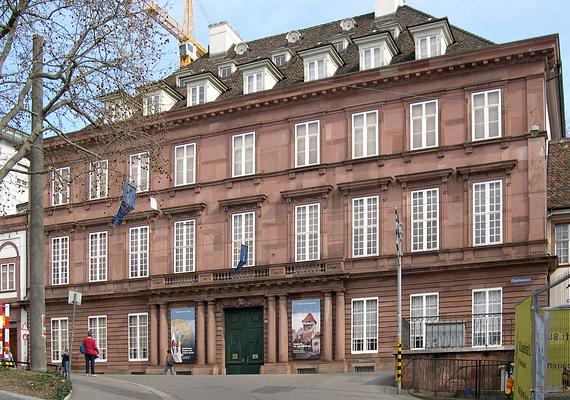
[144,0,207,67]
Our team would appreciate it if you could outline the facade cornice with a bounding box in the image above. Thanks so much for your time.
[456,160,518,179]
[281,185,334,202]
[395,168,454,186]
[337,177,393,195]
[161,202,207,216]
[218,194,268,211]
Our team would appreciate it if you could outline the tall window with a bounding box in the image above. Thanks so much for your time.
[0,263,15,292]
[174,143,196,186]
[51,318,68,362]
[352,111,378,158]
[52,236,69,285]
[145,94,160,115]
[232,132,255,177]
[52,167,70,206]
[295,121,320,167]
[352,196,379,257]
[89,232,107,282]
[306,59,325,81]
[410,293,438,349]
[89,160,108,200]
[295,204,320,262]
[472,89,501,141]
[232,212,255,268]
[362,46,382,70]
[410,100,438,150]
[245,73,263,94]
[88,316,107,361]
[174,220,195,273]
[411,188,439,251]
[129,226,149,278]
[129,152,149,192]
[555,224,569,264]
[472,288,502,347]
[417,34,441,59]
[351,297,378,354]
[128,313,148,361]
[190,85,205,106]
[473,181,502,246]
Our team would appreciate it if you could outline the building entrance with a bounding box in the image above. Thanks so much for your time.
[224,307,264,374]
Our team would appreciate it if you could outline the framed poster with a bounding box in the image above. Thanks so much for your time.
[170,307,196,363]
[291,299,321,360]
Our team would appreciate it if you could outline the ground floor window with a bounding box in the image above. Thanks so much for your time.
[472,288,502,347]
[351,297,378,354]
[89,316,107,361]
[128,313,148,361]
[410,293,438,349]
[51,318,68,362]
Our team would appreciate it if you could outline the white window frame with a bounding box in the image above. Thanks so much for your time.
[472,288,502,348]
[244,72,263,94]
[306,59,325,81]
[232,132,255,177]
[129,226,149,278]
[411,188,440,252]
[471,89,502,141]
[52,167,70,206]
[88,316,107,362]
[52,236,69,286]
[174,220,196,273]
[410,100,438,150]
[352,196,379,257]
[219,65,232,79]
[295,203,320,262]
[361,46,383,70]
[231,212,255,268]
[129,152,149,192]
[352,111,378,159]
[145,93,160,115]
[0,263,15,292]
[409,293,439,350]
[555,224,570,264]
[473,180,503,246]
[189,84,205,106]
[273,53,287,67]
[89,160,108,200]
[51,318,68,363]
[294,121,320,168]
[174,143,196,186]
[417,34,441,59]
[351,297,378,354]
[89,231,107,282]
[128,313,148,361]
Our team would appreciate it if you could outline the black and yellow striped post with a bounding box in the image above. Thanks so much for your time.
[396,339,402,385]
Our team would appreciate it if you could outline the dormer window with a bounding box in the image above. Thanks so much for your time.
[353,33,398,71]
[234,42,249,55]
[298,45,344,83]
[102,98,133,124]
[145,94,160,115]
[273,54,286,66]
[408,20,454,61]
[270,49,293,67]
[176,72,228,107]
[332,37,349,53]
[217,61,237,79]
[286,30,301,44]
[238,59,284,95]
[141,83,183,116]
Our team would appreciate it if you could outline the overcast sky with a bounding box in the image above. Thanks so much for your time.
[158,0,569,126]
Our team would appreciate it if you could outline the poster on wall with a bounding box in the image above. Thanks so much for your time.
[291,299,321,360]
[170,308,196,363]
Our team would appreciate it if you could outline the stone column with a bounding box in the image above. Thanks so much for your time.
[335,291,346,361]
[207,300,216,365]
[159,303,168,365]
[323,292,333,362]
[150,304,158,366]
[197,301,206,365]
[278,295,288,363]
[267,296,277,363]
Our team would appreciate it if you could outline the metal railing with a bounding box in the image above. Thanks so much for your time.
[402,313,514,350]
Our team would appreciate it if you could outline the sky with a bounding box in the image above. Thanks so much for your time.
[156,0,570,126]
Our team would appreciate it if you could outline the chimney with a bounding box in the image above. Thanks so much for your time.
[208,21,242,58]
[375,0,404,19]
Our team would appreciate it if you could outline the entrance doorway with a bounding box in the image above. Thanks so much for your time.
[224,307,264,374]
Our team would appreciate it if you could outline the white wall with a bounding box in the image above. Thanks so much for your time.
[0,140,29,216]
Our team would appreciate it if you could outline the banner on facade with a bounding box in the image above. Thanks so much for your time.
[546,309,569,392]
[170,308,196,363]
[514,298,533,400]
[291,299,321,360]
[533,310,550,400]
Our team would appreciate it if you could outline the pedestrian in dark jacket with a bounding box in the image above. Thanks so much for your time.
[81,330,99,376]
[62,348,70,379]
[163,349,177,376]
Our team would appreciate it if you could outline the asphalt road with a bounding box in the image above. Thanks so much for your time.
[70,372,413,400]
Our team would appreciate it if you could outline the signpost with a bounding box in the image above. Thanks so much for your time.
[395,208,403,395]
[68,291,82,375]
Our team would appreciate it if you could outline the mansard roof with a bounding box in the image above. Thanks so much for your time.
[548,139,570,210]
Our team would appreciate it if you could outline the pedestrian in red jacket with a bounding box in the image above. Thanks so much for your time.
[81,330,99,376]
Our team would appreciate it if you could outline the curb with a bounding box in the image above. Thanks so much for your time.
[63,389,72,400]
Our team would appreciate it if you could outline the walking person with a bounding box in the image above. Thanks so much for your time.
[81,330,99,376]
[61,348,70,379]
[163,349,176,376]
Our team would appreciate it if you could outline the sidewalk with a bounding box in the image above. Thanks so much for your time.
[0,390,41,400]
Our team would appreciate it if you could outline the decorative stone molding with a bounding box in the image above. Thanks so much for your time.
[337,177,393,195]
[395,168,454,188]
[280,185,334,202]
[456,160,518,180]
[161,203,207,217]
[218,194,268,214]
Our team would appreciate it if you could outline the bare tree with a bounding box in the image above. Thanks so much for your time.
[0,0,172,191]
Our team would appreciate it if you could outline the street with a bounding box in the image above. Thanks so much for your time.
[70,373,412,400]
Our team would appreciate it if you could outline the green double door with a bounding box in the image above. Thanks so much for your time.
[225,307,264,374]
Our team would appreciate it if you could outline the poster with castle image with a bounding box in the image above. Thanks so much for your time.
[170,308,196,363]
[291,299,321,359]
